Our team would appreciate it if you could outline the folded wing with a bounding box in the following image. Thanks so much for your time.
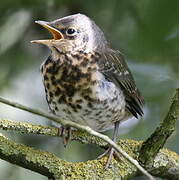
[99,49,144,118]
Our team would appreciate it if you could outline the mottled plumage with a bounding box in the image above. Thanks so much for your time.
[32,13,144,168]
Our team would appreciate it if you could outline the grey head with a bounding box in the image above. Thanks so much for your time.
[31,13,108,53]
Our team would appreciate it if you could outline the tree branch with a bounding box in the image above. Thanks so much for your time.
[139,88,179,166]
[0,88,178,179]
[0,96,154,179]
[0,119,59,137]
[0,118,107,147]
[0,132,178,180]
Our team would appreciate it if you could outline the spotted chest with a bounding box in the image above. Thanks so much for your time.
[41,51,126,132]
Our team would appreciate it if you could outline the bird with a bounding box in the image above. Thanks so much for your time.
[31,13,144,168]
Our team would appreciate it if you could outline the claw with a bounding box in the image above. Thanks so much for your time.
[97,147,122,168]
[58,126,71,147]
[105,148,114,169]
[97,148,110,160]
[97,121,121,168]
[97,148,114,168]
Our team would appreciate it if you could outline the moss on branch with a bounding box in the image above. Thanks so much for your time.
[0,132,179,180]
[139,88,179,166]
[0,96,154,179]
[0,88,178,179]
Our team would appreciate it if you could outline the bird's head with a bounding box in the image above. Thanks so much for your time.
[31,13,108,54]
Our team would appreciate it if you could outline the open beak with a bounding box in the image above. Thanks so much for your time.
[31,20,64,45]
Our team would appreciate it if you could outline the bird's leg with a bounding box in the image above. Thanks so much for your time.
[50,109,72,147]
[97,121,120,168]
[59,126,71,147]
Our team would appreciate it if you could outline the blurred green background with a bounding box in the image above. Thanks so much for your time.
[0,0,178,179]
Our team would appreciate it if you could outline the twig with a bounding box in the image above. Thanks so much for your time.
[0,96,155,179]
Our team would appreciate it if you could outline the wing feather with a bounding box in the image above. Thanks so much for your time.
[99,49,144,118]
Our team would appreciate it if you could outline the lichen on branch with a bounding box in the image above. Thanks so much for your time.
[139,88,179,166]
[0,88,178,179]
[0,132,178,180]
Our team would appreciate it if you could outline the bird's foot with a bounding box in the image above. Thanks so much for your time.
[97,147,121,169]
[58,126,71,147]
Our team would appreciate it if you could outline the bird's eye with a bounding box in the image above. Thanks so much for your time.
[66,28,77,36]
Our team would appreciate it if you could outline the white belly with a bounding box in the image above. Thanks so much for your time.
[48,81,126,132]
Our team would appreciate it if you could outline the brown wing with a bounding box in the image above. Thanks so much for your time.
[99,49,144,118]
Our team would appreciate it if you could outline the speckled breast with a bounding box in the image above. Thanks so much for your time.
[41,51,126,132]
